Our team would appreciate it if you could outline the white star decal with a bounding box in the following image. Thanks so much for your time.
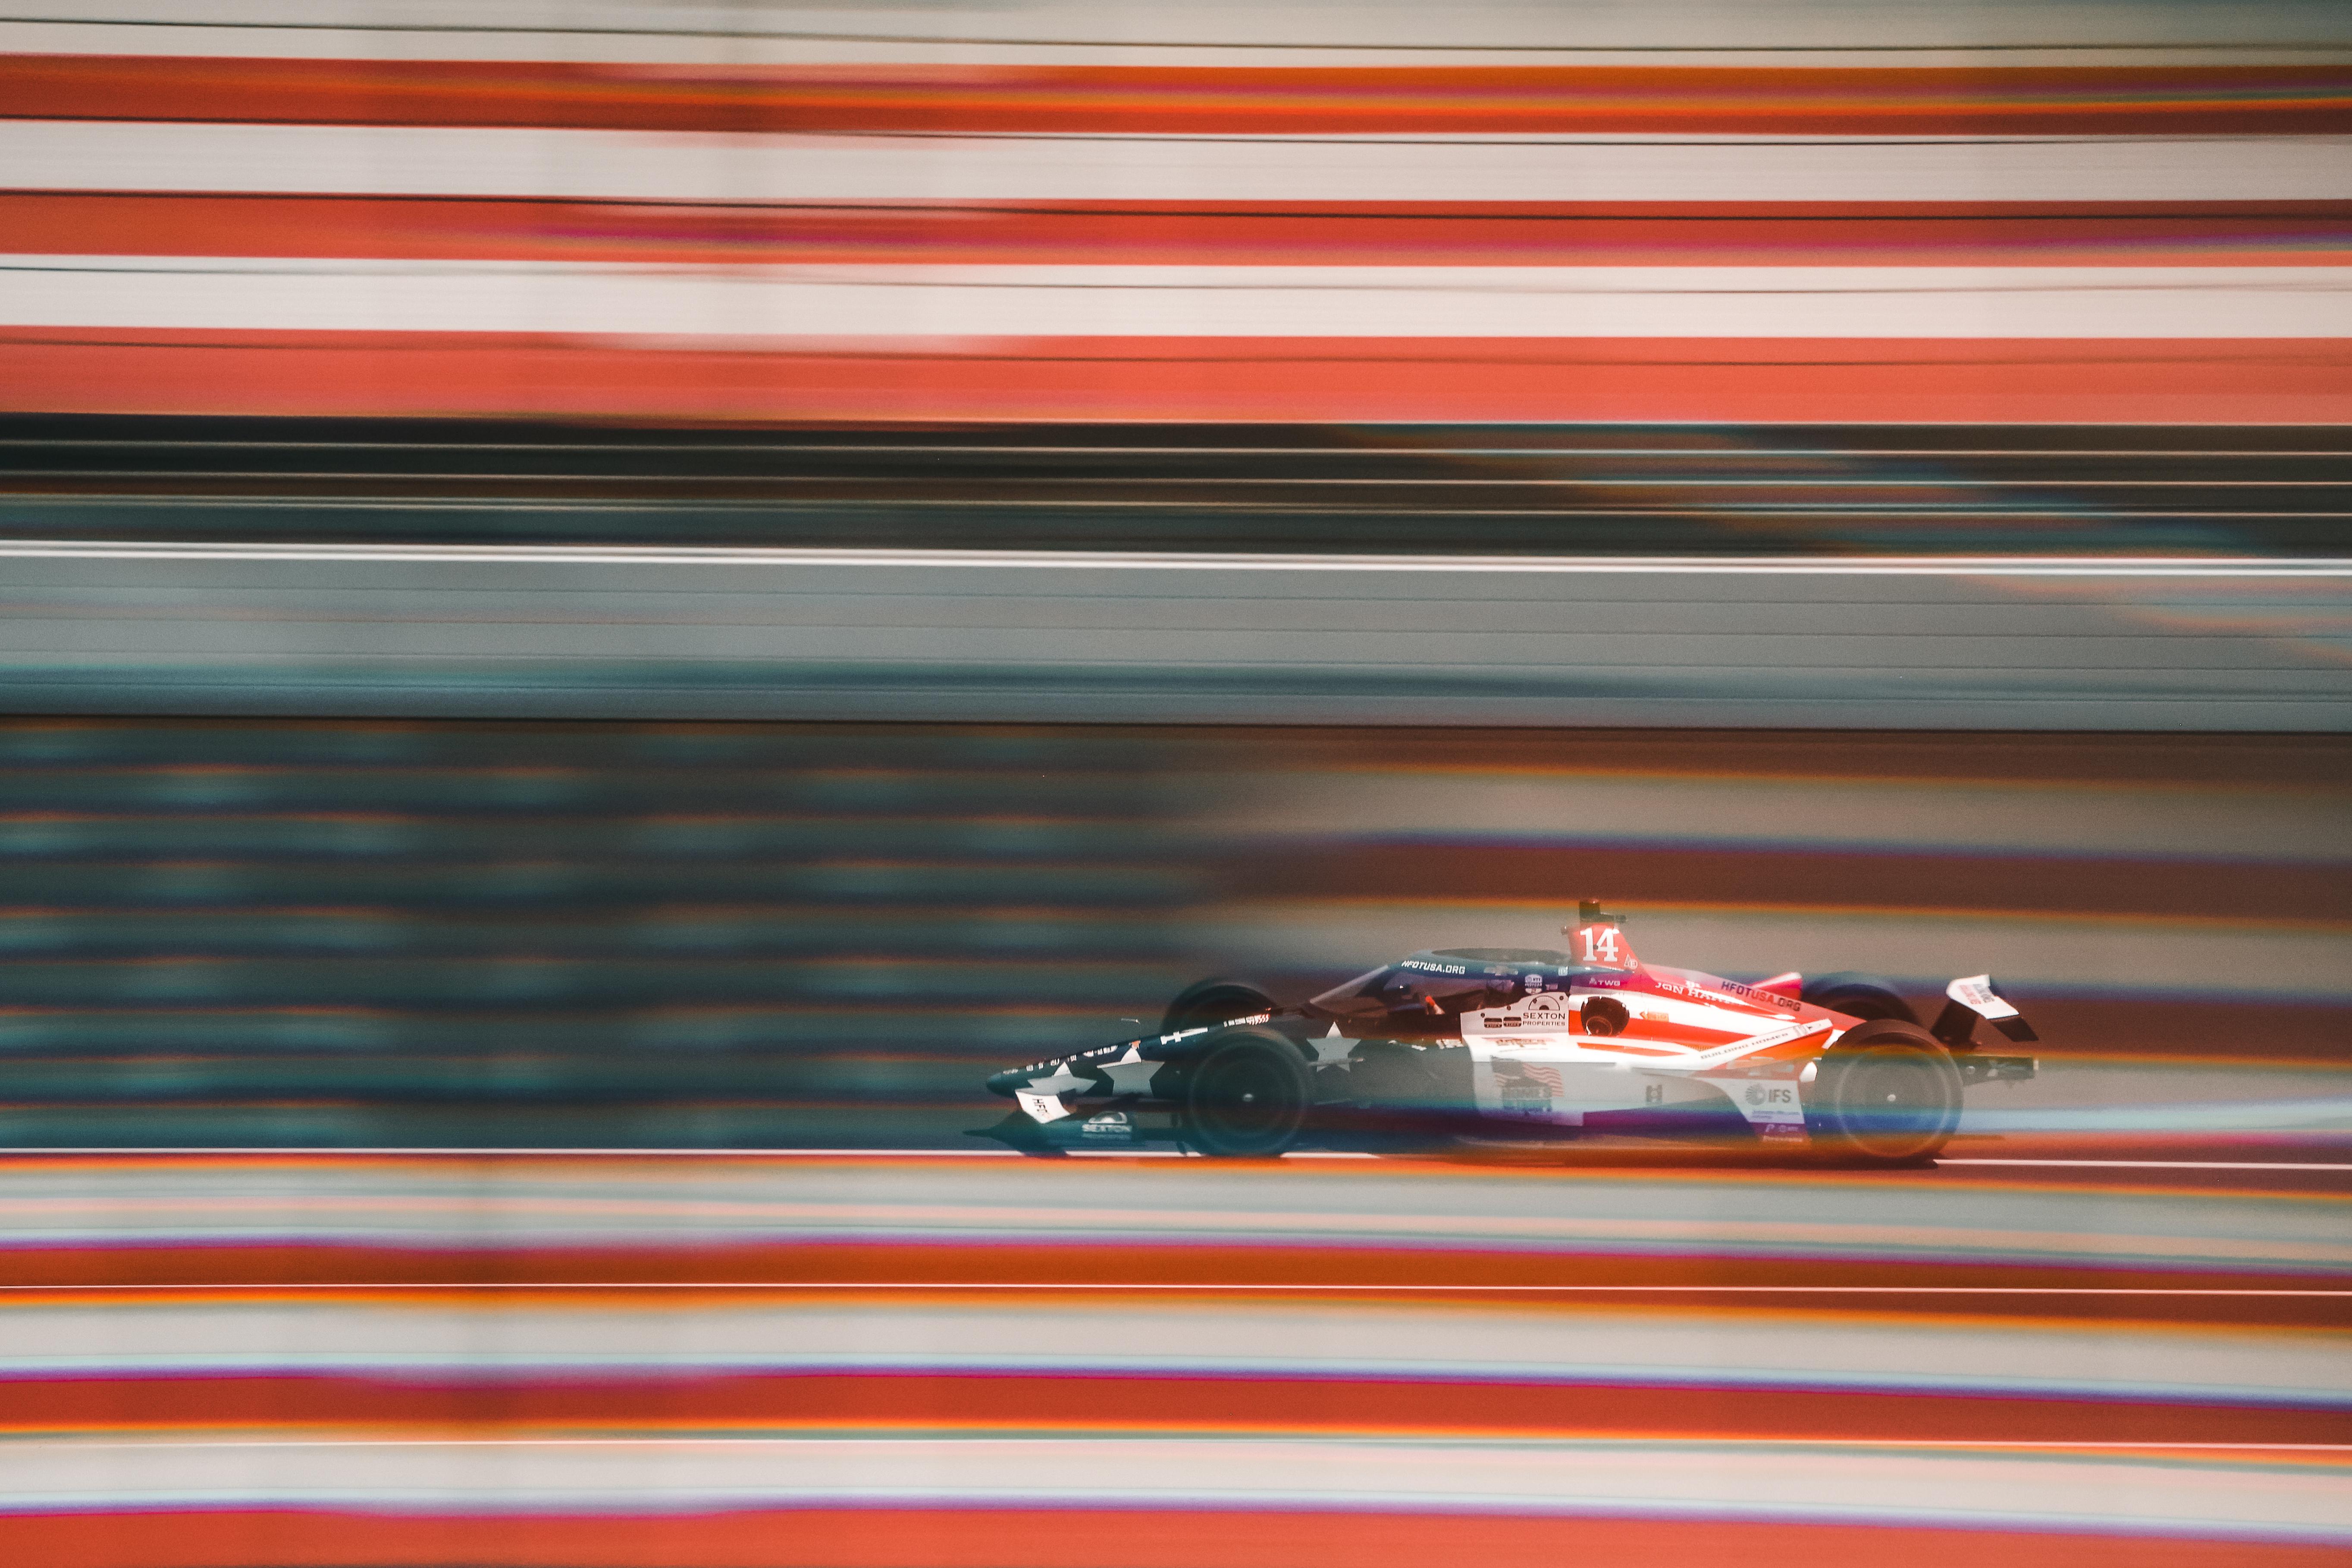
[1021,1062,1093,1097]
[1308,1025,1357,1066]
[1098,1048,1164,1095]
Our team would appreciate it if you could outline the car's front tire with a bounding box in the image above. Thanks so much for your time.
[1806,1019,1963,1165]
[1179,1027,1311,1158]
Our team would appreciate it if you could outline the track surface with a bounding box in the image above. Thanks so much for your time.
[2,1150,2345,1562]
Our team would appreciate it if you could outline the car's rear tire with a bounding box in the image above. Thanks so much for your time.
[1160,978,1278,1036]
[1180,1027,1311,1158]
[1801,972,1919,1026]
[1806,1019,1963,1165]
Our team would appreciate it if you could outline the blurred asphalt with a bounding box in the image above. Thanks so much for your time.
[9,417,2350,555]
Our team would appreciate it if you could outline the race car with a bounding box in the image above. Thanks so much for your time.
[978,903,2036,1165]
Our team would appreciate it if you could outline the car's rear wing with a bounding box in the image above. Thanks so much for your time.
[1932,974,2039,1046]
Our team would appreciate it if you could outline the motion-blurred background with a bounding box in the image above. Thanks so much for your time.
[2,720,2347,1153]
[1,3,2348,1565]
[3,0,2347,1150]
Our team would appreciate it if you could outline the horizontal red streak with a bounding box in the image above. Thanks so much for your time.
[6,1506,2346,1568]
[5,1240,2346,1326]
[5,332,2348,423]
[1247,845,2352,927]
[9,1370,2346,1447]
[9,195,2352,267]
[7,56,2352,136]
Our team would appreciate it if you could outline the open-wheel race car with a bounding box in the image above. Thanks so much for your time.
[979,903,2037,1166]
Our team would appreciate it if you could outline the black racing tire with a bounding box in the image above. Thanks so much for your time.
[1801,972,1919,1026]
[1179,1026,1311,1158]
[1806,1019,1964,1165]
[1160,978,1279,1037]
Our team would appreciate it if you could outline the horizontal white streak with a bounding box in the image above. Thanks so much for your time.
[4,22,2342,69]
[10,121,2352,203]
[9,0,2351,64]
[3,1160,2338,1267]
[6,1297,2335,1403]
[3,1435,2346,1537]
[0,542,2345,576]
[9,257,2346,339]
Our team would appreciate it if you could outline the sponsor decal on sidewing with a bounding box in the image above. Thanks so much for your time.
[1947,974,2019,1021]
[1687,1016,1835,1069]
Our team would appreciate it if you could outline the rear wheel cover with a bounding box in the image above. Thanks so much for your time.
[1182,1029,1310,1157]
[1801,976,1918,1026]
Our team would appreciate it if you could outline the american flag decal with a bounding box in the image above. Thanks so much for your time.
[1496,1062,1565,1103]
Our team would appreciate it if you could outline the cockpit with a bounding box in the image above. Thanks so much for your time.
[1307,948,1587,1038]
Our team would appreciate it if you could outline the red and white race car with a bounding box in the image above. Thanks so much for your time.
[982,903,2036,1165]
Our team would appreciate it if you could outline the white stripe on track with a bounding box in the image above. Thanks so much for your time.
[6,1433,2348,1536]
[10,120,2352,203]
[9,256,2352,339]
[4,1148,2344,1169]
[6,1295,2331,1405]
[0,542,2345,575]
